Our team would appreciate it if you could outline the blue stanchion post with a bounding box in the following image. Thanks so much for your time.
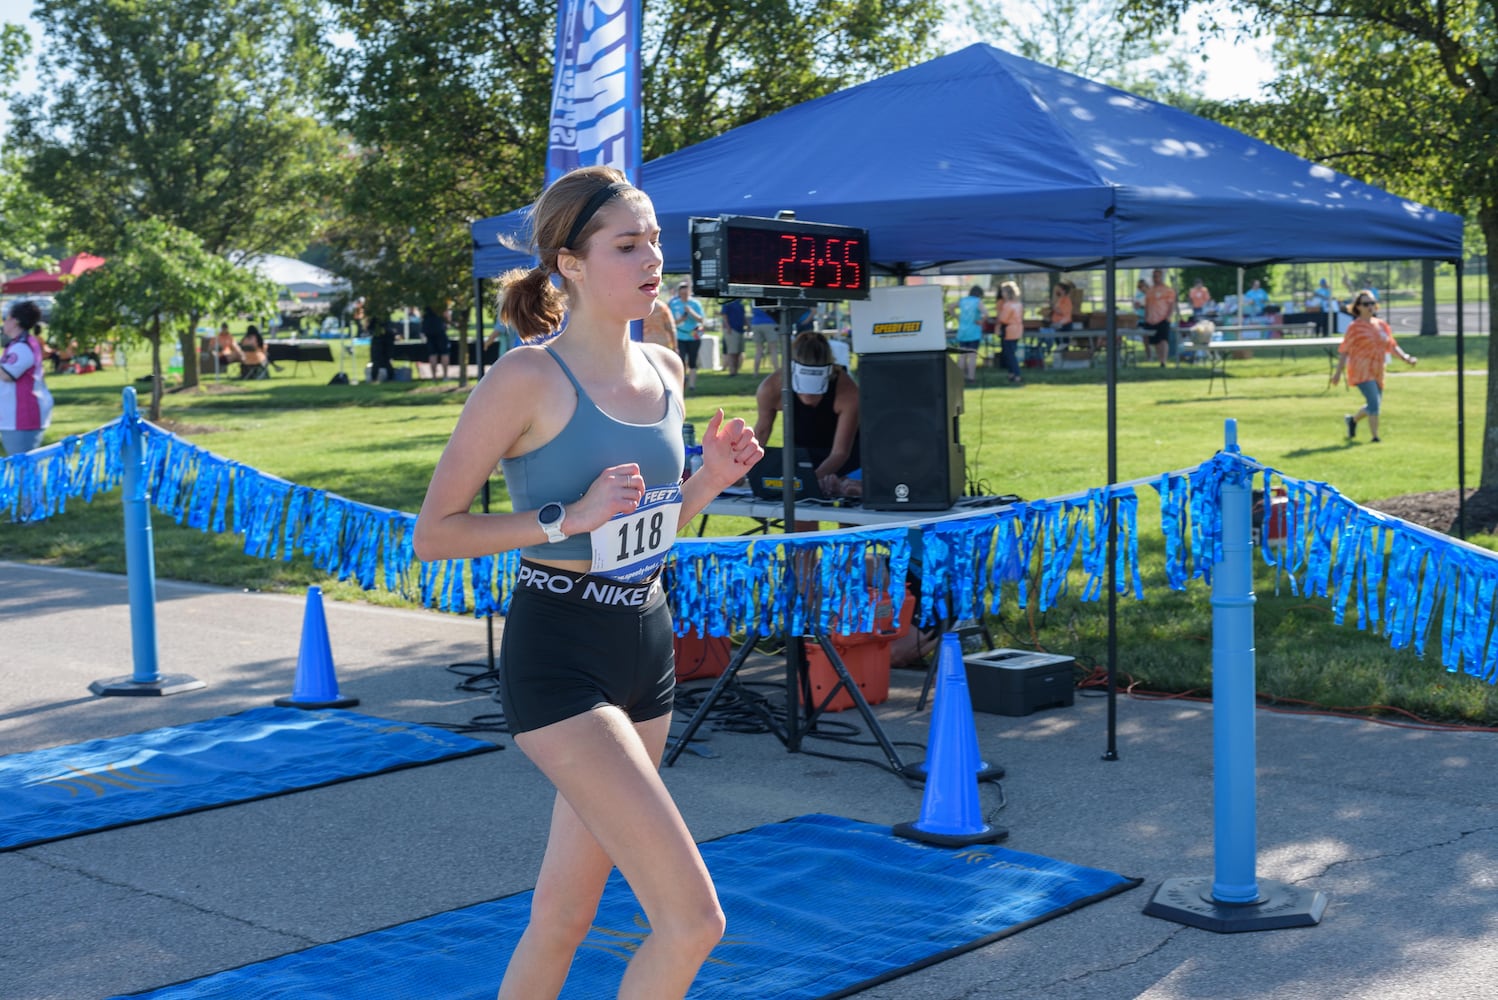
[90,387,205,697]
[1144,418,1325,932]
[1212,418,1259,904]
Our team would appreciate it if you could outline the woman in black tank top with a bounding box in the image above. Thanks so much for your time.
[753,329,862,487]
[412,166,763,1000]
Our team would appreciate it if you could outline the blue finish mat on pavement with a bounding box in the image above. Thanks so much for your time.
[0,707,497,851]
[112,813,1140,1000]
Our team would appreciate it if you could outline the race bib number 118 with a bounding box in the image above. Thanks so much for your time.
[589,482,682,583]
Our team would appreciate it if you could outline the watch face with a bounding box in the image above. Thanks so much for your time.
[539,502,564,525]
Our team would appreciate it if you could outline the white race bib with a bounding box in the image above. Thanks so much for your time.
[589,482,682,583]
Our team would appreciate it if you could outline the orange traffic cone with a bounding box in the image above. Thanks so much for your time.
[275,586,359,710]
[894,633,1006,846]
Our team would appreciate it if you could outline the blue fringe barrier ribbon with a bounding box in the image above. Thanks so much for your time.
[6,412,1498,682]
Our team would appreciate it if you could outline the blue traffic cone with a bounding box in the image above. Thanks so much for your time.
[894,633,1006,846]
[905,640,1004,781]
[275,586,359,710]
[898,670,1006,790]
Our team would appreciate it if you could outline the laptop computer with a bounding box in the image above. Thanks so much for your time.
[747,447,827,501]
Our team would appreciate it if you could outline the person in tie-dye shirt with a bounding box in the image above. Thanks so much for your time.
[1330,290,1417,443]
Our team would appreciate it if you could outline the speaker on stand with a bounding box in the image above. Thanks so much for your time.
[857,351,965,510]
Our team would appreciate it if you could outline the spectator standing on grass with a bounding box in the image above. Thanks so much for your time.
[1330,289,1417,443]
[955,284,986,384]
[750,305,778,374]
[997,281,1024,385]
[0,300,53,455]
[422,305,450,380]
[720,297,746,377]
[1143,269,1177,366]
[669,280,706,392]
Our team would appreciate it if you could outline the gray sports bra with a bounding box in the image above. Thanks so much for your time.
[502,345,685,560]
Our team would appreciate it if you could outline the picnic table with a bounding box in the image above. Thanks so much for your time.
[266,338,336,376]
[1201,332,1344,393]
[1022,327,1141,368]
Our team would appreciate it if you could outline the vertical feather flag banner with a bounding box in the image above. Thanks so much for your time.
[546,0,643,186]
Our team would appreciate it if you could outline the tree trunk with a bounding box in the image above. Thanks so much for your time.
[1419,260,1438,336]
[454,306,471,388]
[180,311,202,389]
[1481,206,1498,493]
[149,312,164,423]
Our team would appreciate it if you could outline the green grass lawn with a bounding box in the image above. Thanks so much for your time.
[9,335,1498,723]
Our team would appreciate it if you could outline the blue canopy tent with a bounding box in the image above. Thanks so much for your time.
[470,43,1466,757]
[473,43,1461,277]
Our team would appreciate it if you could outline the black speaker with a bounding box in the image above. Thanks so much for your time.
[857,351,964,510]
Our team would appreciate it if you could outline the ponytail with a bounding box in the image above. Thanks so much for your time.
[499,265,568,343]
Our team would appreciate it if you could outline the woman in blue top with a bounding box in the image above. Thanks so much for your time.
[414,166,762,1000]
[668,280,706,392]
[955,284,986,384]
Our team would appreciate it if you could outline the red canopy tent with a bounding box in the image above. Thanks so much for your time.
[1,253,107,294]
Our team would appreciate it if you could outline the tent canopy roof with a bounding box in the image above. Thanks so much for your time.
[231,253,349,296]
[1,253,107,294]
[473,44,1461,279]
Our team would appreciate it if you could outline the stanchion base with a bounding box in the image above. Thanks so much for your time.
[90,674,206,697]
[892,820,1008,847]
[274,696,360,710]
[902,759,1005,783]
[1144,876,1327,933]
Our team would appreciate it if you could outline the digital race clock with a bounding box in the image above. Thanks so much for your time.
[690,214,871,303]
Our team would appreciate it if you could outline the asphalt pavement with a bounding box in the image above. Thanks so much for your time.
[4,560,1497,1000]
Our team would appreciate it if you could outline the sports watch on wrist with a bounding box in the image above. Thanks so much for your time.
[537,502,567,543]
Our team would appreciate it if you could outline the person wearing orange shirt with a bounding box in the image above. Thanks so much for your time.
[1330,290,1416,442]
[997,281,1025,385]
[1188,278,1212,318]
[1143,269,1178,366]
[1047,282,1076,331]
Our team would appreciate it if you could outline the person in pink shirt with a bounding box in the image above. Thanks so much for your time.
[1330,290,1417,442]
[997,281,1025,384]
[0,300,54,455]
[1143,269,1178,366]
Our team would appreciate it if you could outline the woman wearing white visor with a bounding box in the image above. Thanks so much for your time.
[753,330,861,528]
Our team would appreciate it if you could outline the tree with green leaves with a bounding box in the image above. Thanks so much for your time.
[0,23,58,271]
[1121,1,1497,507]
[51,219,277,421]
[322,0,946,378]
[0,153,60,273]
[321,0,558,365]
[8,0,344,388]
[961,0,1206,106]
[642,0,947,157]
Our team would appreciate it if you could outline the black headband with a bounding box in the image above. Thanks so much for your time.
[562,181,630,251]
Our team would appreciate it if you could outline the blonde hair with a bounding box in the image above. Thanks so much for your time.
[999,281,1019,300]
[498,166,653,342]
